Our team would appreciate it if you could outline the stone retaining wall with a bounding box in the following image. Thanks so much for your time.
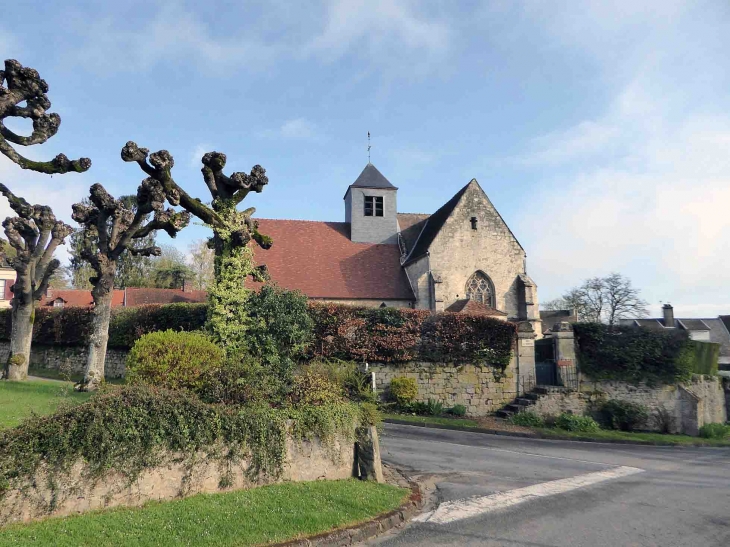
[529,375,727,435]
[370,361,517,417]
[0,429,358,525]
[0,342,128,378]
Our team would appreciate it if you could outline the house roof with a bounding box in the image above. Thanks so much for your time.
[397,213,429,256]
[402,182,470,265]
[124,288,207,307]
[677,319,709,331]
[445,298,507,316]
[348,163,397,191]
[42,289,125,307]
[252,219,415,301]
[702,318,730,365]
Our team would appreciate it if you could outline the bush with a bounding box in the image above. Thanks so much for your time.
[574,322,693,385]
[109,304,208,348]
[360,402,381,426]
[447,404,467,417]
[600,399,649,432]
[126,330,224,391]
[305,360,376,403]
[510,411,545,428]
[288,369,345,407]
[426,399,444,416]
[698,423,730,439]
[244,285,314,377]
[389,377,418,406]
[197,357,287,406]
[554,413,601,432]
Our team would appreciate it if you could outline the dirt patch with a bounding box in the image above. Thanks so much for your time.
[475,415,535,435]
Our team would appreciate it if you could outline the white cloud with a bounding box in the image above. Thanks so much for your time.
[67,0,451,77]
[305,0,450,71]
[279,118,317,139]
[189,144,212,168]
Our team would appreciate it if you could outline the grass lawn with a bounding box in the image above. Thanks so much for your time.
[0,480,409,547]
[384,413,730,446]
[383,413,480,428]
[536,427,730,446]
[0,380,91,429]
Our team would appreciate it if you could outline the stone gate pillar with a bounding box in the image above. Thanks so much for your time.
[517,322,536,395]
[552,322,577,388]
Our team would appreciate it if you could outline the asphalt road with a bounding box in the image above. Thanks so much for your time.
[368,423,730,547]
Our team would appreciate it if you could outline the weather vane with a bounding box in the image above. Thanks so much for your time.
[368,131,371,163]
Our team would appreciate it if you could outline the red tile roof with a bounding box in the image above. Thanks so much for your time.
[445,298,507,316]
[42,289,125,307]
[252,219,414,301]
[124,288,207,306]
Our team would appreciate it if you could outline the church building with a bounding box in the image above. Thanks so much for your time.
[253,164,541,330]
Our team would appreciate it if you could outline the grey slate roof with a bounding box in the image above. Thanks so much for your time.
[397,213,430,256]
[402,182,470,265]
[703,318,730,365]
[349,163,397,190]
[677,319,710,331]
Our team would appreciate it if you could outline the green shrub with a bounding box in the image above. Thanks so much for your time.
[305,360,376,403]
[109,304,207,348]
[510,411,545,428]
[600,399,649,432]
[447,404,467,417]
[426,399,444,416]
[289,369,345,407]
[389,377,418,406]
[197,357,287,406]
[360,402,382,426]
[126,330,224,391]
[698,423,730,439]
[554,413,601,432]
[574,322,693,385]
[244,284,313,369]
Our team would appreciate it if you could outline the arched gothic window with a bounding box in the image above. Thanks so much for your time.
[465,271,494,307]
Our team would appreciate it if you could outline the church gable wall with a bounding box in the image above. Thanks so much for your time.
[428,183,526,317]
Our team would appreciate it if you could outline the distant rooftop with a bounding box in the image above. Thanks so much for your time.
[349,163,397,190]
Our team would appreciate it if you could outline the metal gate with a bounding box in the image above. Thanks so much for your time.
[534,338,557,386]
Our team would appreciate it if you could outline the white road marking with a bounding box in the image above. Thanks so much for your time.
[416,466,644,525]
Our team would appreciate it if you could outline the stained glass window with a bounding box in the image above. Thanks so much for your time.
[465,271,494,306]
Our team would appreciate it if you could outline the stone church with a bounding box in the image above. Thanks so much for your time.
[253,164,541,330]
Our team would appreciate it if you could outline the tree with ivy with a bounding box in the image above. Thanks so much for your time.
[0,59,91,380]
[121,142,271,353]
[72,182,190,390]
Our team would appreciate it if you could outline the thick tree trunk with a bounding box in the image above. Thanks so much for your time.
[5,300,34,380]
[82,285,114,391]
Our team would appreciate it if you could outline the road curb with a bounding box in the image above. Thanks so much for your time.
[384,418,727,447]
[273,481,424,547]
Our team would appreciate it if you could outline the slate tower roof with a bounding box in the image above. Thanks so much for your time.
[349,163,397,190]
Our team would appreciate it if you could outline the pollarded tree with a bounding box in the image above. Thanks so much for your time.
[121,142,271,353]
[0,59,91,380]
[0,186,73,379]
[72,181,190,390]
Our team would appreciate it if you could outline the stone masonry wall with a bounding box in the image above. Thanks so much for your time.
[370,361,517,417]
[529,375,727,435]
[0,429,356,525]
[0,341,128,379]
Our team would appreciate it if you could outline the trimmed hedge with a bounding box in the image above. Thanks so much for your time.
[0,302,516,365]
[309,303,516,366]
[574,322,694,385]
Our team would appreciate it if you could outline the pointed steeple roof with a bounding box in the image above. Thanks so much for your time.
[350,163,397,190]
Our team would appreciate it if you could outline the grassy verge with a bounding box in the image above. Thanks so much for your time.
[0,480,409,547]
[384,413,730,446]
[0,380,91,429]
[536,427,730,446]
[383,413,480,428]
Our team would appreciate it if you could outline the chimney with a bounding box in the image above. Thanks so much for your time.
[662,303,674,328]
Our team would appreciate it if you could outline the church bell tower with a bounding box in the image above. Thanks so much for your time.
[344,164,398,244]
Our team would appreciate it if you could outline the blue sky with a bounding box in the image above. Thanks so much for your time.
[2,0,729,317]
